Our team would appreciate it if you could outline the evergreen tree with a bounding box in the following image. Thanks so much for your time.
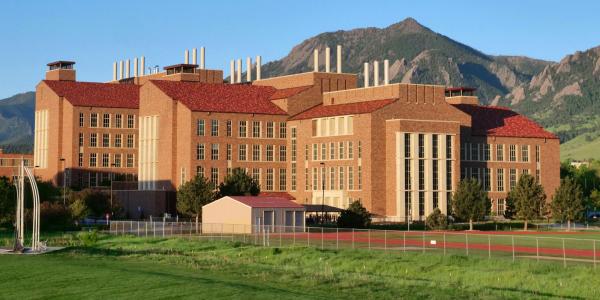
[177,175,215,226]
[216,168,260,198]
[452,178,490,230]
[551,177,584,231]
[508,174,546,231]
[337,201,371,228]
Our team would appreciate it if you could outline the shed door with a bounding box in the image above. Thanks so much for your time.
[264,211,274,232]
[295,211,304,228]
[285,211,294,227]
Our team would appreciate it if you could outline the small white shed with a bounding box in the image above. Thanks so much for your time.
[202,196,305,234]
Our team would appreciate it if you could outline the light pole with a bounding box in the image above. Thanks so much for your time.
[320,162,325,224]
[59,158,66,206]
[110,163,117,212]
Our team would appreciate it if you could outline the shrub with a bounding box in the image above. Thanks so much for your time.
[337,201,371,228]
[425,208,448,230]
[78,230,99,247]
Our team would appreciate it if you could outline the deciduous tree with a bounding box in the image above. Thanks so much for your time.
[177,175,215,227]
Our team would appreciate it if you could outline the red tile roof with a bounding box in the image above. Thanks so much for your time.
[43,80,139,109]
[289,98,396,120]
[230,196,304,208]
[150,80,287,115]
[453,104,558,139]
[269,85,313,100]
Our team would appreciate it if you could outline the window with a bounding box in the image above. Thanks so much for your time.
[266,145,274,161]
[211,120,219,136]
[358,141,362,158]
[252,121,261,138]
[127,115,135,128]
[404,159,411,190]
[252,145,261,161]
[279,169,286,191]
[536,169,541,183]
[471,143,479,161]
[418,160,425,190]
[419,192,425,216]
[497,169,505,192]
[418,134,425,158]
[197,120,205,136]
[484,168,491,191]
[238,121,247,137]
[226,120,232,137]
[509,169,517,190]
[78,133,84,147]
[339,142,345,159]
[321,143,326,160]
[90,113,98,127]
[266,122,274,138]
[305,144,309,161]
[496,144,504,161]
[330,167,336,190]
[433,192,439,209]
[348,141,354,159]
[197,144,205,160]
[79,113,84,127]
[114,134,122,148]
[358,166,362,190]
[446,136,452,159]
[446,160,452,190]
[211,168,219,187]
[115,114,122,128]
[521,145,529,162]
[102,114,110,128]
[197,166,204,177]
[432,135,438,159]
[522,169,529,176]
[472,168,480,182]
[78,153,83,167]
[227,168,232,176]
[483,144,491,161]
[279,145,286,162]
[305,168,310,190]
[279,122,286,138]
[535,145,540,163]
[266,168,274,191]
[114,154,122,168]
[126,134,134,148]
[509,145,516,162]
[211,144,219,160]
[432,160,438,190]
[238,144,247,161]
[102,153,109,167]
[312,144,318,161]
[404,134,411,158]
[291,140,297,161]
[348,166,354,190]
[339,167,344,189]
[330,142,335,160]
[90,133,97,147]
[89,153,97,167]
[497,199,505,215]
[126,154,134,168]
[291,163,297,191]
[102,133,110,147]
[461,143,468,160]
[226,144,232,160]
[312,167,318,191]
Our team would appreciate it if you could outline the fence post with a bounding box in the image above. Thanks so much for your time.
[403,231,406,253]
[293,226,296,246]
[384,230,387,252]
[153,222,156,238]
[465,233,469,256]
[352,228,355,249]
[594,240,597,269]
[562,238,567,268]
[307,227,310,247]
[279,226,282,247]
[145,222,148,237]
[336,228,339,250]
[162,222,165,237]
[422,231,425,254]
[321,227,324,250]
[512,235,515,262]
[368,229,371,250]
[443,232,446,256]
[536,237,539,262]
[488,234,491,259]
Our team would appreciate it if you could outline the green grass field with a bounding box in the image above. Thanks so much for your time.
[560,132,600,161]
[2,233,600,299]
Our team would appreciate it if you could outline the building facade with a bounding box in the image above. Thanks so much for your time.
[34,51,560,221]
[0,149,33,179]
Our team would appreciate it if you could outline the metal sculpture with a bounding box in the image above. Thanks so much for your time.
[13,160,41,253]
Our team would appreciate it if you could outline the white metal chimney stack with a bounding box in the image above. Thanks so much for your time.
[230,60,235,83]
[384,59,389,85]
[363,62,369,87]
[192,48,197,65]
[126,59,131,78]
[325,47,330,72]
[246,57,252,82]
[373,61,379,87]
[185,49,189,64]
[134,58,138,77]
[112,62,117,81]
[119,60,124,80]
[140,56,145,76]
[256,55,262,80]
[336,45,342,73]
[313,49,319,72]
[200,47,205,69]
[236,59,242,83]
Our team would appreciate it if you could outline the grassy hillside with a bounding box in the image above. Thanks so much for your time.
[561,132,600,161]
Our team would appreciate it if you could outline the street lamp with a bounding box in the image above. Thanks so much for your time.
[59,158,66,206]
[320,162,325,224]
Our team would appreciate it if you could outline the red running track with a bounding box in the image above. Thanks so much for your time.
[276,231,600,259]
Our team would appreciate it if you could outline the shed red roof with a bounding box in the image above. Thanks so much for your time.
[289,98,396,120]
[258,192,296,201]
[269,85,313,100]
[453,104,558,139]
[150,80,287,115]
[230,196,304,208]
[43,80,139,109]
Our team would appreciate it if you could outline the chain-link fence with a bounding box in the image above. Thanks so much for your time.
[108,220,599,268]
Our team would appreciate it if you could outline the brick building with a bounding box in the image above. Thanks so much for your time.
[34,49,560,220]
[0,149,33,179]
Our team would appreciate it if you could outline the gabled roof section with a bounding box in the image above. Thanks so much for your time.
[258,192,296,200]
[289,98,396,120]
[150,80,287,115]
[42,80,139,109]
[269,85,313,100]
[229,196,304,208]
[453,104,558,139]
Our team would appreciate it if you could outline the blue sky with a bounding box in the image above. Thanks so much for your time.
[1,0,599,99]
